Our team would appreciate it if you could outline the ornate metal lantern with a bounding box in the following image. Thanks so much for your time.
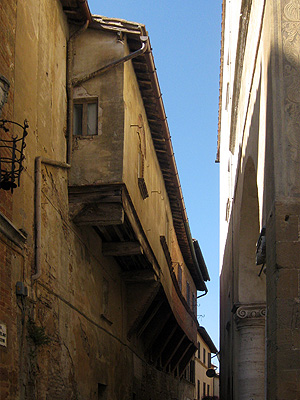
[0,119,28,192]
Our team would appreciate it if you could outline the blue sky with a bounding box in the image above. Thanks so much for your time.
[88,0,222,350]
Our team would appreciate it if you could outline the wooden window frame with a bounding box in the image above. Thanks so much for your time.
[73,98,98,136]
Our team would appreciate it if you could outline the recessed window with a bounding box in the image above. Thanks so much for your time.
[203,348,206,365]
[73,99,98,136]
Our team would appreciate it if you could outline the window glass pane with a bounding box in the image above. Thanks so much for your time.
[87,102,97,135]
[73,104,83,135]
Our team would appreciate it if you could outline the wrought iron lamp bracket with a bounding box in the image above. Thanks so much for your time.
[0,119,29,192]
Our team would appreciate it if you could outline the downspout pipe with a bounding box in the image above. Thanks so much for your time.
[32,157,71,282]
[72,35,148,87]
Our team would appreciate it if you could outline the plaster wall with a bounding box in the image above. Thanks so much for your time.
[219,1,267,398]
[0,2,202,398]
[0,1,71,398]
[122,46,197,341]
[69,28,125,185]
[195,333,214,399]
[219,0,266,264]
[265,1,300,398]
[0,3,18,396]
[220,0,300,398]
[0,0,17,220]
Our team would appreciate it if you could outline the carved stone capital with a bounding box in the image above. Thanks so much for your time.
[234,303,266,328]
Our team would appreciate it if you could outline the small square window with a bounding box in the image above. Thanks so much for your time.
[73,99,98,136]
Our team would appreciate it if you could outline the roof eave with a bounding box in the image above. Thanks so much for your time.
[198,325,218,354]
[60,0,92,24]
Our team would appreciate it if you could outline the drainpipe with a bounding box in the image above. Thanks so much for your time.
[32,157,71,281]
[72,35,148,87]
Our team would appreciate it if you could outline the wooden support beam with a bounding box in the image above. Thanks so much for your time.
[152,324,178,364]
[178,344,196,377]
[122,270,157,282]
[122,190,161,277]
[73,203,124,226]
[137,299,164,338]
[127,284,161,339]
[144,311,172,352]
[171,342,193,374]
[162,332,186,370]
[102,241,142,257]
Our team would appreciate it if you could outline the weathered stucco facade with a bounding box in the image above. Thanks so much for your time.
[194,326,218,400]
[218,0,300,399]
[0,1,209,399]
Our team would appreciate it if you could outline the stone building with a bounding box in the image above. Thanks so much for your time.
[218,0,300,399]
[0,1,210,399]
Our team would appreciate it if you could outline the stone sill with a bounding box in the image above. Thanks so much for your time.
[0,211,26,249]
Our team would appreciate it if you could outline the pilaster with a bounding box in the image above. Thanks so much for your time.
[234,303,266,400]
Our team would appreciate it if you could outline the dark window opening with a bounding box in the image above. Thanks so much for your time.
[73,99,98,136]
[98,383,107,400]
